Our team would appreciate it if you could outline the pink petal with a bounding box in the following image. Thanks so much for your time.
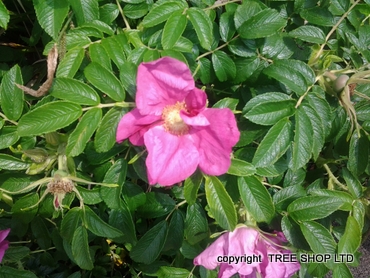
[0,229,10,243]
[193,233,228,270]
[144,126,199,186]
[116,109,161,146]
[136,57,195,116]
[185,88,207,114]
[191,108,240,175]
[0,240,9,262]
[180,111,210,126]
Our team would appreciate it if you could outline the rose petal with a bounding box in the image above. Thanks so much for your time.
[193,233,228,270]
[144,126,199,186]
[116,109,161,145]
[136,57,195,116]
[185,88,207,114]
[0,240,9,262]
[191,108,240,175]
[180,111,210,126]
[0,229,10,243]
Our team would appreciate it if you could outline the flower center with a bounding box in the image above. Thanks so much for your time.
[162,101,189,135]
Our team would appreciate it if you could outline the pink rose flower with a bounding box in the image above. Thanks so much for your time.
[116,57,240,186]
[0,228,10,262]
[193,226,300,278]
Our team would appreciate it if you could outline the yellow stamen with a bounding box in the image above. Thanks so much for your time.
[162,102,189,135]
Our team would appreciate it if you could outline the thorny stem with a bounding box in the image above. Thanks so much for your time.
[309,0,361,66]
[0,112,18,125]
[323,164,348,191]
[82,102,136,111]
[204,0,242,10]
[196,35,239,61]
[116,0,131,30]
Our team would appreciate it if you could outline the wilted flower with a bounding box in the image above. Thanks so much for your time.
[116,57,240,186]
[193,226,300,278]
[0,228,10,262]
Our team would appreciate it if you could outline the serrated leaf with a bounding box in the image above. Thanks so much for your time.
[264,59,315,95]
[309,189,353,211]
[219,11,235,42]
[142,1,187,27]
[187,7,213,50]
[56,47,85,78]
[183,170,202,206]
[243,92,291,114]
[163,210,184,251]
[158,267,191,278]
[0,65,23,121]
[227,158,256,176]
[338,216,361,254]
[95,107,126,153]
[0,154,30,170]
[89,43,111,70]
[83,206,124,238]
[33,0,69,40]
[342,168,363,198]
[348,131,368,176]
[213,98,238,110]
[101,36,126,68]
[307,91,332,139]
[51,78,100,105]
[332,264,353,278]
[60,207,82,243]
[212,50,236,82]
[245,100,296,126]
[18,101,82,136]
[252,119,293,167]
[300,7,336,26]
[288,196,344,221]
[237,8,286,39]
[66,108,102,157]
[184,203,208,245]
[238,175,275,223]
[0,126,19,150]
[71,226,94,270]
[130,220,168,264]
[300,221,336,269]
[0,266,38,278]
[69,0,99,26]
[281,216,310,250]
[84,62,125,101]
[289,25,326,44]
[205,176,237,230]
[123,2,148,19]
[273,185,306,212]
[162,11,187,49]
[291,106,313,171]
[109,203,137,245]
[0,1,10,29]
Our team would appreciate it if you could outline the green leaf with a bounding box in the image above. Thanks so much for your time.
[101,159,127,209]
[56,47,85,78]
[245,100,296,126]
[119,61,137,97]
[289,25,326,44]
[213,98,239,110]
[332,264,353,278]
[227,158,256,176]
[300,221,336,269]
[281,216,310,250]
[83,206,124,238]
[0,127,19,150]
[31,217,51,249]
[130,220,168,264]
[66,108,102,157]
[0,154,30,170]
[307,91,332,139]
[109,204,137,245]
[76,186,102,205]
[71,226,94,270]
[51,78,100,105]
[0,266,38,278]
[69,0,99,26]
[187,7,213,50]
[94,107,126,153]
[161,11,187,49]
[238,175,275,223]
[12,194,38,223]
[101,36,127,68]
[0,65,23,121]
[219,11,235,42]
[309,189,353,211]
[84,62,125,101]
[352,200,365,232]
[184,203,208,244]
[163,210,184,251]
[123,2,148,19]
[212,50,236,81]
[348,131,368,176]
[33,0,69,40]
[273,184,306,212]
[288,196,344,221]
[60,207,82,243]
[0,1,10,29]
[142,1,187,27]
[136,192,175,219]
[300,7,336,26]
[338,216,361,254]
[252,119,293,167]
[243,92,291,114]
[342,168,363,199]
[18,101,82,136]
[237,8,286,39]
[205,176,237,230]
[4,246,30,261]
[291,106,313,171]
[158,267,191,278]
[183,170,203,206]
[264,59,315,95]
[89,43,111,70]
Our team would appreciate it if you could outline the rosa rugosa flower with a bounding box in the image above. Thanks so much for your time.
[0,228,10,262]
[116,57,240,186]
[193,226,300,278]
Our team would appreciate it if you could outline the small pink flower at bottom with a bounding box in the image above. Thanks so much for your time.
[0,228,10,262]
[193,226,300,278]
[116,57,240,186]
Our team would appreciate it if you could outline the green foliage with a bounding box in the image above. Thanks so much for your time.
[0,0,369,277]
